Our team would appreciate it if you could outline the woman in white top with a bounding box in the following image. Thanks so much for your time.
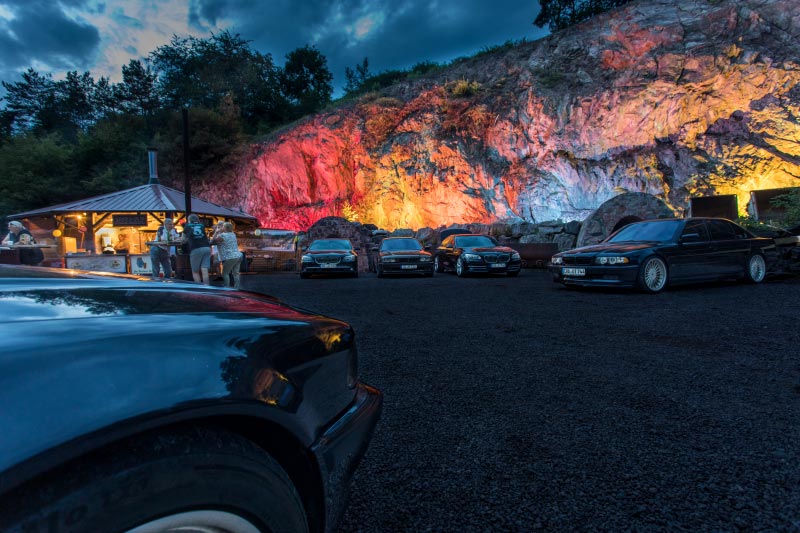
[210,222,243,289]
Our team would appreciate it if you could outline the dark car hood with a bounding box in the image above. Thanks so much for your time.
[308,249,353,254]
[380,250,430,257]
[561,242,659,255]
[464,246,515,253]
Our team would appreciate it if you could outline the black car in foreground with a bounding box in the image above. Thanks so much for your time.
[0,265,382,533]
[433,234,522,277]
[374,237,434,277]
[549,217,778,293]
[300,238,359,278]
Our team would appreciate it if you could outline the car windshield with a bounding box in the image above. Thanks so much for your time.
[381,239,422,251]
[309,239,352,251]
[454,235,496,248]
[606,220,682,243]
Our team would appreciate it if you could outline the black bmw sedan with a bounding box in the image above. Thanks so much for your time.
[300,238,359,278]
[0,265,382,533]
[374,237,434,277]
[549,217,778,293]
[433,234,522,277]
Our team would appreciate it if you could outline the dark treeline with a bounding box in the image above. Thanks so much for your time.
[534,0,632,31]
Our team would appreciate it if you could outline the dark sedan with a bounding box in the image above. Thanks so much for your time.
[549,217,778,293]
[433,234,522,277]
[374,237,434,277]
[300,238,359,278]
[743,223,800,273]
[0,265,381,533]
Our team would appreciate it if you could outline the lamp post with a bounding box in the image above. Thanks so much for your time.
[182,108,192,215]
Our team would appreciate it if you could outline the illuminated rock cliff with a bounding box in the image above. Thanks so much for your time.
[197,0,800,231]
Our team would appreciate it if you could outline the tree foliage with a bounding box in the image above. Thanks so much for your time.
[148,31,285,131]
[0,31,336,220]
[280,45,333,119]
[534,0,632,31]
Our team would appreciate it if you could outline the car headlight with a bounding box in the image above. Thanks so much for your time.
[463,253,481,261]
[511,252,521,260]
[419,256,432,262]
[595,256,629,265]
[383,257,397,263]
[342,254,356,262]
[301,255,313,263]
[551,256,563,265]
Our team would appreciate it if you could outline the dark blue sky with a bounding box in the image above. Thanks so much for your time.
[0,0,548,96]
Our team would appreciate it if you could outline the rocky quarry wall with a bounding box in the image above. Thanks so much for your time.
[194,0,800,237]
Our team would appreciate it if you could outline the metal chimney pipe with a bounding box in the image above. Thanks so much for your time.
[147,148,159,184]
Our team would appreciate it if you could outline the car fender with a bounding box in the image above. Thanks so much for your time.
[0,313,357,496]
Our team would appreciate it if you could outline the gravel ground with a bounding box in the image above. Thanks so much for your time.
[241,270,800,532]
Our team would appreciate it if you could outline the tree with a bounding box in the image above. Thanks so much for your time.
[534,0,631,31]
[74,114,152,196]
[148,31,282,132]
[344,57,371,95]
[113,60,160,116]
[54,71,98,136]
[0,133,78,220]
[1,68,56,133]
[279,45,333,118]
[1,68,109,137]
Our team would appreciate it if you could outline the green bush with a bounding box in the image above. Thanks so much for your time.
[770,188,800,227]
[447,80,481,98]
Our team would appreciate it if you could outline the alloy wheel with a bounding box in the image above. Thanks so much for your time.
[456,258,466,277]
[747,254,766,283]
[641,257,667,293]
[126,510,261,533]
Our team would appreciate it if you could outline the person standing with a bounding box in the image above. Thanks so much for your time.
[150,218,179,279]
[114,233,129,254]
[211,222,243,289]
[3,221,43,265]
[181,214,211,284]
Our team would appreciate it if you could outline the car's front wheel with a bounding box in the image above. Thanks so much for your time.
[637,256,668,293]
[456,258,467,277]
[434,256,444,273]
[0,427,309,533]
[745,253,766,283]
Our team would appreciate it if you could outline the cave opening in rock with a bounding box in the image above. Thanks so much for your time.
[611,215,643,234]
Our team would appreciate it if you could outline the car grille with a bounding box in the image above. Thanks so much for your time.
[394,257,419,264]
[314,255,342,265]
[482,253,511,263]
[563,256,593,265]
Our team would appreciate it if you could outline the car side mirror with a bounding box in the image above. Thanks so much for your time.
[680,232,701,243]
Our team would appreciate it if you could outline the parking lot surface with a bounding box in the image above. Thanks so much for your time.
[242,270,800,532]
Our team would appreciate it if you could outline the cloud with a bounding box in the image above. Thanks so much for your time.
[1,0,545,97]
[0,0,100,72]
[187,0,545,93]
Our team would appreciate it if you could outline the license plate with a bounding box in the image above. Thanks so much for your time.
[401,264,417,269]
[489,262,506,268]
[320,263,337,268]
[562,267,585,276]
